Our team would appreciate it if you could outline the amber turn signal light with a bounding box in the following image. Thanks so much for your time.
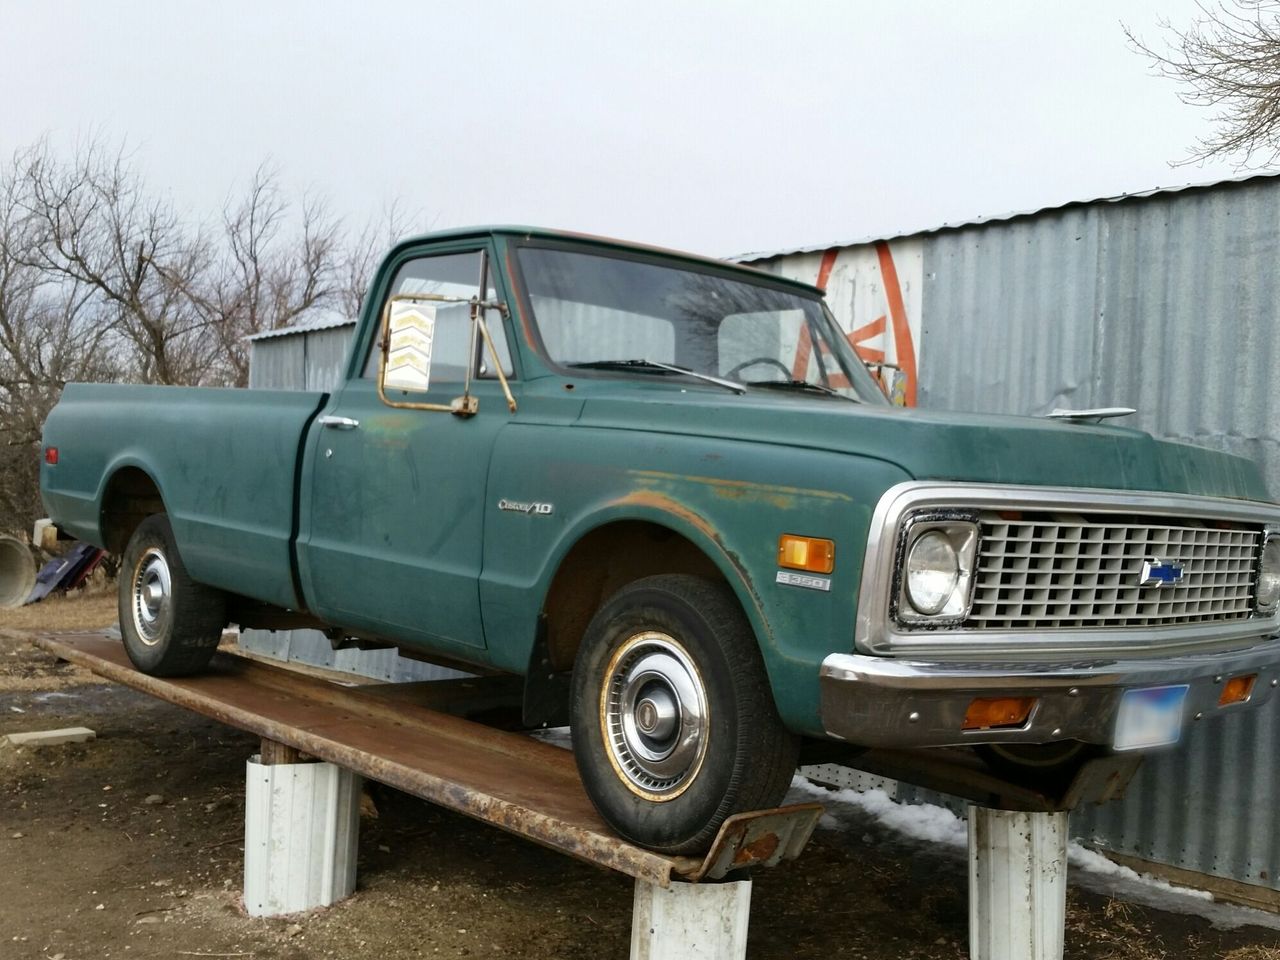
[777,535,835,574]
[1219,674,1256,706]
[962,696,1036,730]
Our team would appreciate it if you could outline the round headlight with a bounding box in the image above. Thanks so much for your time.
[1258,537,1280,610]
[905,530,960,616]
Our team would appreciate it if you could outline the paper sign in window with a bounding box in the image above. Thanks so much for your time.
[384,302,437,393]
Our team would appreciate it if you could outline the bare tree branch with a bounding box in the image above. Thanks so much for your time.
[13,139,219,385]
[0,136,419,534]
[1128,1,1280,165]
[338,200,421,320]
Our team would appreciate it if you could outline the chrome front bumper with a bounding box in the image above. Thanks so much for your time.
[819,640,1280,749]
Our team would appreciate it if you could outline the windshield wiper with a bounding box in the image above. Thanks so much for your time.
[567,359,746,395]
[743,379,862,403]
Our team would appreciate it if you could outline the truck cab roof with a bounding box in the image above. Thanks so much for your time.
[386,226,825,298]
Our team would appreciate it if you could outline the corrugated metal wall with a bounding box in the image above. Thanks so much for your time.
[1076,709,1280,891]
[243,320,468,684]
[755,178,1280,897]
[247,322,356,392]
[919,179,1280,494]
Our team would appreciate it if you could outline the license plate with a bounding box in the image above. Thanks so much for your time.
[1114,685,1189,751]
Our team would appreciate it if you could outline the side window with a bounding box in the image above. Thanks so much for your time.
[362,251,514,381]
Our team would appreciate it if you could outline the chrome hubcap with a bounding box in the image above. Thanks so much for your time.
[602,632,709,799]
[131,548,172,647]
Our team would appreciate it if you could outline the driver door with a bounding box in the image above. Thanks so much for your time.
[297,244,516,654]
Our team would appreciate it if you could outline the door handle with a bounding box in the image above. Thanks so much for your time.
[318,415,360,430]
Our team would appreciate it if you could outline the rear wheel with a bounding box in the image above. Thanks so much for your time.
[570,575,798,854]
[118,515,225,676]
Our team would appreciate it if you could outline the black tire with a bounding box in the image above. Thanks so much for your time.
[570,575,799,854]
[976,741,1099,785]
[118,514,226,676]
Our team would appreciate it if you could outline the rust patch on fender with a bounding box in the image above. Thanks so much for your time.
[627,469,851,506]
[612,489,724,543]
[609,490,771,639]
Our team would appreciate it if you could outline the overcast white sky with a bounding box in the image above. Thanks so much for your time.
[0,1,1258,257]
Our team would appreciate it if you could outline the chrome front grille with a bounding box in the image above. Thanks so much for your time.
[968,513,1263,630]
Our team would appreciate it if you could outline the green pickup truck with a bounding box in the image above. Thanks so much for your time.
[39,227,1280,853]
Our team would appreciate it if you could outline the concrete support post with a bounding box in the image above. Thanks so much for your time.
[968,807,1069,960]
[630,879,752,960]
[243,752,361,917]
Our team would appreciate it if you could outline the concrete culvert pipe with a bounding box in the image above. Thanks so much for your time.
[0,536,35,608]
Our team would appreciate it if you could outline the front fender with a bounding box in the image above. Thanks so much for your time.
[479,422,913,736]
[546,491,775,654]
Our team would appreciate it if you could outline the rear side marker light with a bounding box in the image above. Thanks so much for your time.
[44,447,58,465]
[963,696,1036,730]
[777,535,835,574]
[1219,675,1256,706]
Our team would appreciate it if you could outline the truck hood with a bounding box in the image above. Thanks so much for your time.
[577,390,1270,501]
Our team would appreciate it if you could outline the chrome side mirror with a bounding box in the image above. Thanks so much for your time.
[376,250,516,417]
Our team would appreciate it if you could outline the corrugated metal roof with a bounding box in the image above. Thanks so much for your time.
[244,314,357,342]
[734,168,1280,262]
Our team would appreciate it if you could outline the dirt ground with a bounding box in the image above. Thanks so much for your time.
[3,594,1280,959]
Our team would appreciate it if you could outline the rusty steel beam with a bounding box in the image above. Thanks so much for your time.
[33,633,818,886]
[839,747,1142,813]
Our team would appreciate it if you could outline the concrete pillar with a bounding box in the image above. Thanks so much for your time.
[243,753,361,917]
[968,807,1069,960]
[631,879,752,960]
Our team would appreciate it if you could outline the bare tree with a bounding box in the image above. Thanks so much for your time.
[337,200,418,320]
[183,165,347,386]
[0,153,121,533]
[0,135,422,536]
[13,139,220,385]
[1129,1,1280,165]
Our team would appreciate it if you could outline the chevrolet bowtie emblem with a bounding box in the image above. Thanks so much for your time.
[1140,557,1185,587]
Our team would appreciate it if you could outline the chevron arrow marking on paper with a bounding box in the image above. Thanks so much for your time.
[386,303,437,392]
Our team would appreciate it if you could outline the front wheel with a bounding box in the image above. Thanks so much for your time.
[118,514,226,676]
[570,575,798,854]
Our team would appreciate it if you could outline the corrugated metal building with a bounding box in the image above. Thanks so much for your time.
[246,314,357,392]
[740,172,1280,905]
[241,317,467,683]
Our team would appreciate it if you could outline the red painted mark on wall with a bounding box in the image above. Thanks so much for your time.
[849,315,886,364]
[789,248,838,379]
[789,243,918,405]
[873,241,918,407]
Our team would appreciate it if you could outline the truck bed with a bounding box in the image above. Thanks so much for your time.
[41,383,326,610]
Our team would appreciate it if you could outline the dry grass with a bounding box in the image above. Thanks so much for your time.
[1222,948,1280,960]
[0,589,116,632]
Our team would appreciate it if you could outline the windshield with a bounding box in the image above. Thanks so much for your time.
[516,246,889,404]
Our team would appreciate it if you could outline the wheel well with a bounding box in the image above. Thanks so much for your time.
[100,468,165,554]
[540,521,730,672]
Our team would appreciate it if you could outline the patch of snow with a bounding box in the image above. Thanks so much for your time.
[796,780,967,848]
[791,776,1280,932]
[528,726,571,750]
